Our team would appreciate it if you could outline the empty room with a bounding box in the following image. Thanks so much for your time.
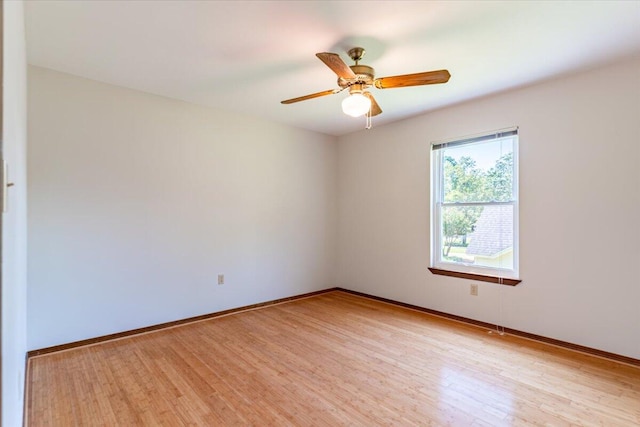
[3,1,640,426]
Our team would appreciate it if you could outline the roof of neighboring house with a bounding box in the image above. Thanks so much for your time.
[466,205,513,257]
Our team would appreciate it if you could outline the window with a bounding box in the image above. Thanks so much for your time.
[430,128,520,285]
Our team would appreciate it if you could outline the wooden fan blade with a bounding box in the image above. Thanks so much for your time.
[364,92,382,116]
[281,89,338,104]
[374,69,451,89]
[316,52,356,79]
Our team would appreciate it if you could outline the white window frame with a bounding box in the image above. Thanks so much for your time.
[430,128,519,281]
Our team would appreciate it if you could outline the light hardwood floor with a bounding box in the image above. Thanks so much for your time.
[27,291,640,426]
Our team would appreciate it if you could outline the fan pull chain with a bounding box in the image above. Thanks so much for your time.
[365,110,372,130]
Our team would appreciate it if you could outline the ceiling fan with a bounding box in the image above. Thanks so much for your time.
[281,47,451,125]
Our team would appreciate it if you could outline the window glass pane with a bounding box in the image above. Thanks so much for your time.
[442,137,514,203]
[441,205,484,263]
[441,204,514,270]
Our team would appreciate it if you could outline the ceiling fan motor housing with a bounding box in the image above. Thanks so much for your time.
[338,64,375,88]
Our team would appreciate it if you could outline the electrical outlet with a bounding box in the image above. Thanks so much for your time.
[218,274,224,285]
[470,283,478,296]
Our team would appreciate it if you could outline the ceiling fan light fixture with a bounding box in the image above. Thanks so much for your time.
[342,92,371,117]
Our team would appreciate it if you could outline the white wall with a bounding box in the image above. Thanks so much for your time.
[26,56,640,361]
[337,57,640,359]
[2,1,29,426]
[27,66,337,350]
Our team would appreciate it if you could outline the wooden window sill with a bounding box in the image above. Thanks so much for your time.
[428,268,521,286]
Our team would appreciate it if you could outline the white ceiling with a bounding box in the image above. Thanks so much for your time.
[25,1,640,136]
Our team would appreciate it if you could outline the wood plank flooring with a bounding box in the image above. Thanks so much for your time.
[27,291,640,426]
